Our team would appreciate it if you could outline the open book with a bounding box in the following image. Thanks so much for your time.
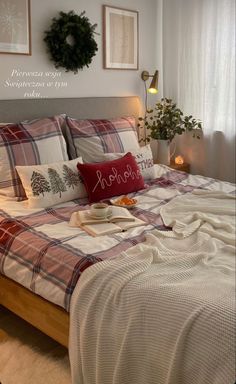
[77,206,137,225]
[69,206,146,236]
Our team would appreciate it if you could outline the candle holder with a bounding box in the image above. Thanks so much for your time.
[175,155,184,165]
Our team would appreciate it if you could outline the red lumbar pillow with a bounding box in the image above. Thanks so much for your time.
[77,152,145,203]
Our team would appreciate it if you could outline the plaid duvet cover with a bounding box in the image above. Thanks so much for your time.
[0,165,235,311]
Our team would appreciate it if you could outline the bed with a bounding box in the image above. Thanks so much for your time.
[0,96,140,347]
[0,97,235,384]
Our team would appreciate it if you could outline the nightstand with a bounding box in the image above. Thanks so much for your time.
[169,162,190,173]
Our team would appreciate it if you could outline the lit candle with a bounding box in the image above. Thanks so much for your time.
[175,155,184,165]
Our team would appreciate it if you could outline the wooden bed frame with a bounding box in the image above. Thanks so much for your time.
[0,96,141,347]
[0,275,69,347]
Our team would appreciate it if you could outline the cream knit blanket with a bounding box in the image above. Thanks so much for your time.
[69,191,236,384]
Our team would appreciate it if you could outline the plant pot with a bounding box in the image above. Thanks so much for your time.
[156,140,170,165]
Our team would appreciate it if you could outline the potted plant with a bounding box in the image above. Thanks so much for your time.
[138,98,202,165]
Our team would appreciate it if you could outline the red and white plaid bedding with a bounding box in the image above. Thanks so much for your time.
[65,116,140,162]
[0,116,68,199]
[0,165,235,311]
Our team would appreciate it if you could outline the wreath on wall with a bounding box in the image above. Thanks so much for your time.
[44,11,98,73]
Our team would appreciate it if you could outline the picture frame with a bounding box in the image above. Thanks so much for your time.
[103,5,138,70]
[0,0,31,55]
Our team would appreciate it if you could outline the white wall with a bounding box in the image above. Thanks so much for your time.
[0,0,158,101]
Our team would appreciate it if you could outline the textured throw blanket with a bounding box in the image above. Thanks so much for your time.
[160,190,236,245]
[69,191,236,384]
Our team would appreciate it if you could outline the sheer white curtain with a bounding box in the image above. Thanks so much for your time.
[162,0,235,182]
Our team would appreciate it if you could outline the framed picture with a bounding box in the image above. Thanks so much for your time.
[103,5,138,70]
[0,0,31,55]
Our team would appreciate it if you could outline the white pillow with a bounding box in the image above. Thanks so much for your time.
[94,144,155,181]
[16,157,87,208]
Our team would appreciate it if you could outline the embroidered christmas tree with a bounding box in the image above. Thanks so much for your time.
[48,168,66,198]
[63,164,81,189]
[31,171,51,196]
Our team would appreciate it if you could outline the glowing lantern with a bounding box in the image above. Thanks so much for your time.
[175,155,184,165]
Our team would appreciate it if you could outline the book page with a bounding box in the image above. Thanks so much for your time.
[79,216,146,236]
[115,217,146,231]
[77,206,135,225]
[109,206,135,222]
[83,222,120,236]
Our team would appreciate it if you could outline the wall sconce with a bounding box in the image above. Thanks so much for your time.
[139,70,159,145]
[141,70,159,94]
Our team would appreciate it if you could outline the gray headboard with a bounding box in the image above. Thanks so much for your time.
[0,96,141,123]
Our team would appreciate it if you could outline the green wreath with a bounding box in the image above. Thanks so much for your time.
[44,11,98,73]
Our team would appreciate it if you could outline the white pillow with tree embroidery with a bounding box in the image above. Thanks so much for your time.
[16,157,87,208]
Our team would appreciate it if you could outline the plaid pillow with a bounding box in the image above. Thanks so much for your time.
[0,116,68,200]
[65,116,140,162]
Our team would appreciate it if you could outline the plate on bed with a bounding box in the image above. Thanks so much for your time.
[110,196,138,209]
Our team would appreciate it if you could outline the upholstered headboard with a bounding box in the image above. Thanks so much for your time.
[0,96,141,123]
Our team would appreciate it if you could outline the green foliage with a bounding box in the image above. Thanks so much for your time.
[138,98,203,143]
[63,164,81,189]
[44,11,98,73]
[31,171,51,196]
[48,168,66,198]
